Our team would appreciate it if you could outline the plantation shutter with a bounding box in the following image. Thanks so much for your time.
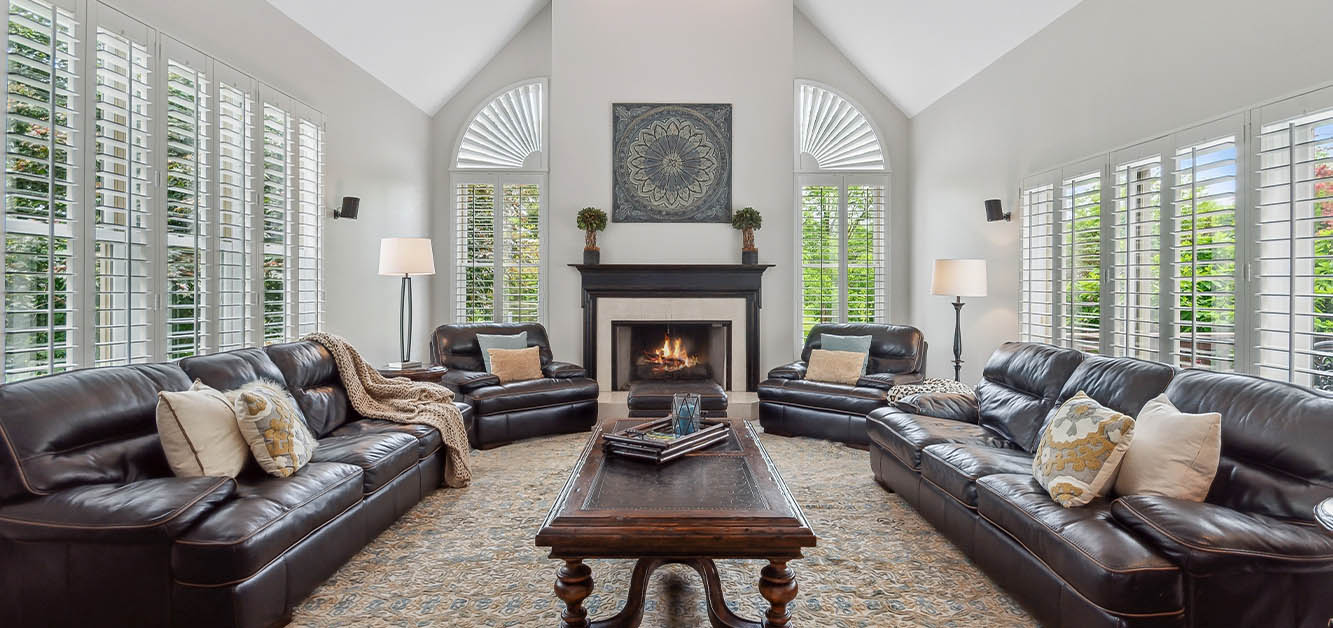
[1019,173,1057,344]
[845,178,886,323]
[161,38,209,359]
[294,107,322,336]
[1110,141,1167,361]
[1254,88,1333,388]
[3,0,82,381]
[1169,119,1240,371]
[213,63,253,351]
[454,176,495,322]
[1058,164,1104,353]
[500,175,539,322]
[258,89,292,344]
[799,176,840,342]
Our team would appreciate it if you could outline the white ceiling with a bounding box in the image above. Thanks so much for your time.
[797,0,1083,117]
[264,0,546,114]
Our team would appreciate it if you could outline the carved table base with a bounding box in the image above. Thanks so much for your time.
[553,557,798,628]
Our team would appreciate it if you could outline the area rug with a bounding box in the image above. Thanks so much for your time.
[291,426,1033,627]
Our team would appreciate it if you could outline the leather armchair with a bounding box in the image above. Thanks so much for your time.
[757,323,928,445]
[431,322,598,449]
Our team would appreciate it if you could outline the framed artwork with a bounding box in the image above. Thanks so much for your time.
[612,103,732,223]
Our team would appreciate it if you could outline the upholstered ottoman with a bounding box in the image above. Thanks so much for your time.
[626,379,728,418]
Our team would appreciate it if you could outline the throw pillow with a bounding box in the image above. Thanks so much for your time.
[487,346,544,384]
[477,332,527,373]
[804,349,865,386]
[156,380,249,478]
[1114,394,1221,501]
[230,380,318,478]
[820,333,872,374]
[1032,391,1136,508]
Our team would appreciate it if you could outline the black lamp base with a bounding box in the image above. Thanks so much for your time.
[951,297,965,382]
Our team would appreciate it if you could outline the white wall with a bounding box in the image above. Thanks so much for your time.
[109,0,433,365]
[909,0,1333,383]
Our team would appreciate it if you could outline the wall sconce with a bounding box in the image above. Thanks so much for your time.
[984,198,1010,222]
[332,196,360,220]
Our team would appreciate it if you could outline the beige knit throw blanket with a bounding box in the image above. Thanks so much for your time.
[304,332,472,488]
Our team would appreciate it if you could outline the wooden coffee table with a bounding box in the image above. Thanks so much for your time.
[536,418,817,627]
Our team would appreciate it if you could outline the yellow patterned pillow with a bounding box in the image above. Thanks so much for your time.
[229,380,318,478]
[1031,391,1135,507]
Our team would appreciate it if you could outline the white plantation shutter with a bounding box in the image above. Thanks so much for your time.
[3,0,81,381]
[1170,123,1240,371]
[294,109,322,336]
[796,82,884,171]
[1111,143,1166,361]
[799,178,840,341]
[1254,88,1333,388]
[455,80,543,169]
[500,177,539,322]
[454,178,495,322]
[1058,166,1104,353]
[258,92,293,344]
[213,64,253,351]
[845,181,885,323]
[796,174,888,344]
[161,40,209,359]
[1019,174,1057,344]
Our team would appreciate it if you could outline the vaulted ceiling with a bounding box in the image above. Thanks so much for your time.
[267,0,1081,118]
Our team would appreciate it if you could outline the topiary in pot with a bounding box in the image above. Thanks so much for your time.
[731,207,762,264]
[576,206,608,264]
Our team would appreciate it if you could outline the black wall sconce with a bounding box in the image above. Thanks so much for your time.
[985,198,1010,222]
[332,196,360,220]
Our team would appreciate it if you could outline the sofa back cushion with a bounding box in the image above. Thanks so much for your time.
[1166,369,1333,521]
[974,342,1084,452]
[0,363,189,501]
[800,323,926,376]
[431,322,554,371]
[264,341,358,437]
[179,347,287,392]
[1052,355,1175,419]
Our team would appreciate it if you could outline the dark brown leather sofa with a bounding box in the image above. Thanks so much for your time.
[869,341,1333,627]
[758,323,927,445]
[431,322,598,449]
[0,341,474,628]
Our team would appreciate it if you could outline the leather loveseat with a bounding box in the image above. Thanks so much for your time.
[0,340,474,627]
[758,323,927,445]
[868,341,1333,627]
[431,322,598,449]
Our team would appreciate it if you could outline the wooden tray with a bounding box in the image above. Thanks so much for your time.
[603,417,730,464]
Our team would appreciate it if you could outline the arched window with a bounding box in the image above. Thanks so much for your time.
[453,79,547,323]
[794,81,890,343]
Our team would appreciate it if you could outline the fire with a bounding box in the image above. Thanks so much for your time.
[642,333,698,372]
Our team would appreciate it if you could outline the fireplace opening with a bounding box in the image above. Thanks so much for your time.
[611,320,731,391]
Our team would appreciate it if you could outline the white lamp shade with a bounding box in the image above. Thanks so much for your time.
[931,258,988,297]
[378,238,436,276]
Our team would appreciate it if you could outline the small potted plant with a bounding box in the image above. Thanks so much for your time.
[576,206,608,265]
[731,207,762,264]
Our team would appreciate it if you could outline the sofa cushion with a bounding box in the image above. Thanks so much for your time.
[1053,355,1175,423]
[312,432,418,495]
[867,407,1017,470]
[0,476,234,543]
[156,380,250,478]
[1032,392,1136,508]
[974,342,1085,453]
[758,379,888,416]
[265,341,359,437]
[330,419,444,460]
[920,443,1033,508]
[172,462,363,586]
[179,347,287,393]
[466,377,599,416]
[975,474,1182,616]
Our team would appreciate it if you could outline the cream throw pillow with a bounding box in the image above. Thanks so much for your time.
[805,349,865,386]
[156,380,249,478]
[1032,392,1135,508]
[487,346,544,384]
[229,380,318,478]
[1114,394,1221,501]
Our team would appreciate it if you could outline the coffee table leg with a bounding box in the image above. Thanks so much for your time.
[758,560,798,627]
[555,559,593,628]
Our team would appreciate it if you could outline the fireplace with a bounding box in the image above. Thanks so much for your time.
[611,320,731,391]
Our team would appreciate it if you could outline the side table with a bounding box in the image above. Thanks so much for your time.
[1317,498,1333,532]
[378,365,447,384]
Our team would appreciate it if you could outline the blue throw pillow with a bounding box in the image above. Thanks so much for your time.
[820,333,872,375]
[477,332,527,374]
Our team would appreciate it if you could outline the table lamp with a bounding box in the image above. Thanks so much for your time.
[931,259,988,381]
[379,238,435,369]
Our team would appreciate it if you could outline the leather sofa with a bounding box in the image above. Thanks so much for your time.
[431,322,598,449]
[868,341,1333,627]
[758,323,927,445]
[0,341,474,627]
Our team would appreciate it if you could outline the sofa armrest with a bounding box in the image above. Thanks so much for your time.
[893,392,979,423]
[767,361,807,380]
[543,361,587,379]
[440,368,501,393]
[1112,495,1333,574]
[856,372,925,390]
[0,476,234,543]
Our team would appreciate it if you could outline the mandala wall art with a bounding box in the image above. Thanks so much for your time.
[612,103,732,223]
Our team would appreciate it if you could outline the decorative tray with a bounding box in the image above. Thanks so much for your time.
[602,417,730,464]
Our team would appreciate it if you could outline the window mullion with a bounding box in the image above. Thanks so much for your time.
[493,174,505,321]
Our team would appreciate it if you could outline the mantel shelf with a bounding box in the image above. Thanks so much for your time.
[570,264,775,272]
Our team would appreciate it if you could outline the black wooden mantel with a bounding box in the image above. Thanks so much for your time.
[570,264,774,391]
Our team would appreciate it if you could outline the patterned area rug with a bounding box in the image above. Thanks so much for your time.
[291,426,1033,627]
